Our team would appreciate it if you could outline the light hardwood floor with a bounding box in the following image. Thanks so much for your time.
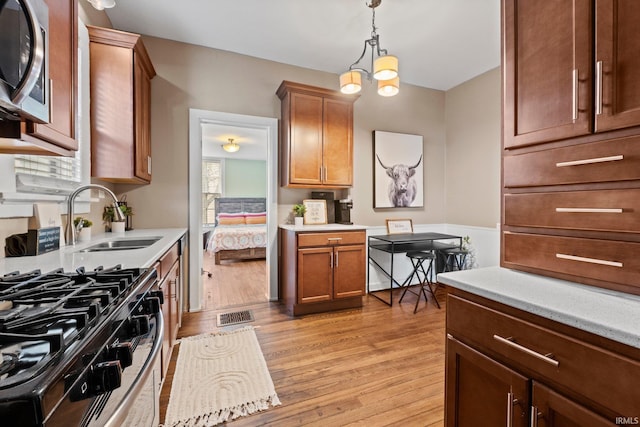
[160,283,447,426]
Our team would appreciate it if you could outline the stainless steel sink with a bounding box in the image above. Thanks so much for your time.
[78,237,162,252]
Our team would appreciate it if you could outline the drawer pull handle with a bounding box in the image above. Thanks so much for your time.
[555,207,623,213]
[556,154,623,167]
[572,68,578,121]
[327,237,342,242]
[531,406,543,427]
[556,253,623,268]
[493,335,560,367]
[506,392,518,427]
[596,60,603,115]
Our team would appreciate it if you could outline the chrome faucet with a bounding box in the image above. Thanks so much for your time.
[66,184,124,245]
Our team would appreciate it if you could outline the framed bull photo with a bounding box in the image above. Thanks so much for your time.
[373,131,424,208]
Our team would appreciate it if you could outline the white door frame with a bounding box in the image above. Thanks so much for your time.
[188,109,278,311]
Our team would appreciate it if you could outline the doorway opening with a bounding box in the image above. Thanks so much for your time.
[188,109,278,312]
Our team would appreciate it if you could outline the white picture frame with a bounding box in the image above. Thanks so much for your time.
[303,199,328,225]
[386,218,414,234]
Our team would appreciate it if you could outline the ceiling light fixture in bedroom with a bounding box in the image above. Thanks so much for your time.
[87,0,116,10]
[339,0,399,97]
[222,138,240,153]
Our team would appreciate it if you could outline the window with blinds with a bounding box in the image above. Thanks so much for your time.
[14,152,82,194]
[202,158,223,226]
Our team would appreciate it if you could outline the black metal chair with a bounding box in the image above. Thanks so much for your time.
[443,247,469,272]
[399,251,441,313]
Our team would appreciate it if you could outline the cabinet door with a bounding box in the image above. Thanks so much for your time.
[446,336,529,427]
[333,244,365,299]
[503,0,592,148]
[531,382,615,427]
[289,92,323,185]
[297,247,333,303]
[322,98,353,186]
[134,59,152,182]
[595,0,640,132]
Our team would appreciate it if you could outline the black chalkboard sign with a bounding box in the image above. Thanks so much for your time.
[27,227,61,256]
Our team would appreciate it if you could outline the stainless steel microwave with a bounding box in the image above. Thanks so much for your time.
[0,0,49,123]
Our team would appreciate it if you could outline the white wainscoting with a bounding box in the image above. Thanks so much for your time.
[366,223,499,292]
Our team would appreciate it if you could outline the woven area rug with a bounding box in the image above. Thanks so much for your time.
[164,326,281,426]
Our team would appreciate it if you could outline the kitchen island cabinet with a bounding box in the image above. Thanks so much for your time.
[276,81,358,188]
[439,267,640,427]
[280,226,366,315]
[87,26,155,183]
[0,0,78,156]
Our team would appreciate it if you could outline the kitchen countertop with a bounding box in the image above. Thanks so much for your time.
[0,228,187,274]
[279,224,368,232]
[437,266,640,349]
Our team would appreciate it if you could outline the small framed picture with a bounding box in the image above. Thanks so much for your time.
[303,199,328,225]
[386,218,413,234]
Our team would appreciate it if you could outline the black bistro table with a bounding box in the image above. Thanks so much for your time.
[367,232,462,306]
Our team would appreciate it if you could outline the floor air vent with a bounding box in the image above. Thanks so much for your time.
[217,310,255,327]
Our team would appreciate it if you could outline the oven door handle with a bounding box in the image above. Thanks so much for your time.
[103,312,164,427]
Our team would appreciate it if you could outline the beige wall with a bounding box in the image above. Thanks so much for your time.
[444,67,501,228]
[114,36,449,230]
[0,33,501,255]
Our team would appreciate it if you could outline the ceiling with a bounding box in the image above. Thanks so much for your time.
[105,0,501,92]
[104,1,500,158]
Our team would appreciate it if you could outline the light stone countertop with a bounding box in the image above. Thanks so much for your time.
[0,228,187,274]
[437,266,640,349]
[279,223,368,232]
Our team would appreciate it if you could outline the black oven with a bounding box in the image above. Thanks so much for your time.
[0,0,49,123]
[0,265,163,427]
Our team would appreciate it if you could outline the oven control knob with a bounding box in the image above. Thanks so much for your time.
[90,361,122,395]
[149,290,164,304]
[108,342,133,368]
[129,314,150,337]
[142,295,161,314]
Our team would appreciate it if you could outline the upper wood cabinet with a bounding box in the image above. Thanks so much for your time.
[277,81,358,188]
[88,26,155,183]
[503,0,640,149]
[0,0,78,156]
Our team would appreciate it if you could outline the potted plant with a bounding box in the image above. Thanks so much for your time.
[73,217,93,242]
[292,204,306,226]
[103,204,133,233]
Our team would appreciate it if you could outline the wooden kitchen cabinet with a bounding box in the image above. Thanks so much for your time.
[157,240,181,379]
[0,0,78,156]
[88,26,155,183]
[280,228,365,315]
[276,81,358,188]
[445,291,640,426]
[503,0,640,149]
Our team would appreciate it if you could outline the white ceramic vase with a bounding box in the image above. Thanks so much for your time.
[294,216,304,227]
[111,221,126,233]
[78,227,92,242]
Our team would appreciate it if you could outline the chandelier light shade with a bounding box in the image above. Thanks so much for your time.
[339,70,363,94]
[373,55,398,81]
[222,138,240,153]
[339,0,399,97]
[378,77,400,97]
[87,0,116,10]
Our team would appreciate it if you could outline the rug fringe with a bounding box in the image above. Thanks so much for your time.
[165,394,281,427]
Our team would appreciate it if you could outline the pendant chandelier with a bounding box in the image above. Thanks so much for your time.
[222,138,240,153]
[339,0,399,97]
[87,0,116,10]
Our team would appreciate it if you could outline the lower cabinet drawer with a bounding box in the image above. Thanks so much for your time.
[504,189,640,233]
[503,134,640,188]
[297,231,365,247]
[503,232,640,293]
[447,294,640,417]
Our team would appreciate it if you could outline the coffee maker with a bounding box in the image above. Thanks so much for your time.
[334,199,353,225]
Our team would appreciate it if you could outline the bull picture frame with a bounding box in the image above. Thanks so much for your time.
[373,131,424,208]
